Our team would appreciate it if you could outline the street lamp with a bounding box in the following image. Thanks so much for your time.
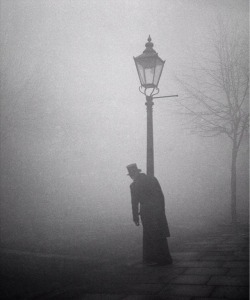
[134,35,165,91]
[134,35,177,176]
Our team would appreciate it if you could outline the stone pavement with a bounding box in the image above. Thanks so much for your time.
[1,224,249,300]
[40,224,249,300]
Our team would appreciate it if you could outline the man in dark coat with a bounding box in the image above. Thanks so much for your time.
[127,163,172,266]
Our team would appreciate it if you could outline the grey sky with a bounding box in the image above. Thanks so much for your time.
[0,0,248,239]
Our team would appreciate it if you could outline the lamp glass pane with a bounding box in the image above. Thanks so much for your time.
[137,63,145,85]
[153,58,164,86]
[145,67,155,85]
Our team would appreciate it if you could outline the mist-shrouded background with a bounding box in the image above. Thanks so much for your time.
[0,0,248,256]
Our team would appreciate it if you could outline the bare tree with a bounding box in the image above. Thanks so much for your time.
[176,19,249,224]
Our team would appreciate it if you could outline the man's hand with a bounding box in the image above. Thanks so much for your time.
[134,220,140,226]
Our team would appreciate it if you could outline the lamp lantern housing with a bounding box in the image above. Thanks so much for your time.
[134,35,165,89]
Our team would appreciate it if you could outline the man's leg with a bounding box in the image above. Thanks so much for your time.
[155,238,173,265]
[143,229,156,263]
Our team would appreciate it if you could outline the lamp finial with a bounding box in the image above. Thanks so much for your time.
[144,35,155,53]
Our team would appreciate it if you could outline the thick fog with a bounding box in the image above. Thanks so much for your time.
[0,0,248,255]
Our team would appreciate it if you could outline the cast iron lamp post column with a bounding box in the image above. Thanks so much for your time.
[146,95,154,176]
[134,36,177,176]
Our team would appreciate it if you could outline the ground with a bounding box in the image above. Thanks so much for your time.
[1,223,249,300]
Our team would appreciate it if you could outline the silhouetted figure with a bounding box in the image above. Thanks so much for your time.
[127,163,172,266]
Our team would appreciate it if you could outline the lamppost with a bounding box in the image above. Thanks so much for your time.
[134,36,178,176]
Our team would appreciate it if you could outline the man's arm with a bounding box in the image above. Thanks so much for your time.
[130,184,140,226]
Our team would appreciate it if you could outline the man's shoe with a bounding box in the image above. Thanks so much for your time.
[143,261,158,266]
[157,259,173,266]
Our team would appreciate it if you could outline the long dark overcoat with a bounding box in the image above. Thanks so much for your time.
[130,173,170,239]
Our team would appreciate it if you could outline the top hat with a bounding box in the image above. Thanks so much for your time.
[126,163,142,176]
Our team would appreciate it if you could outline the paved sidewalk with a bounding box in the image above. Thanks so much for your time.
[42,224,249,300]
[1,224,249,299]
